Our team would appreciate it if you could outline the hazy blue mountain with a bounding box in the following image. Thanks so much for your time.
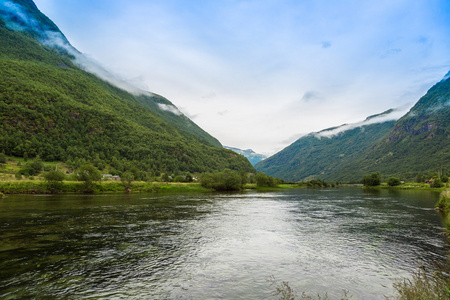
[224,146,268,166]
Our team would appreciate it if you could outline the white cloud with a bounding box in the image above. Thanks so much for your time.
[314,108,407,138]
[157,103,183,116]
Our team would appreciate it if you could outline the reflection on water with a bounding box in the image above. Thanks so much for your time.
[0,189,447,299]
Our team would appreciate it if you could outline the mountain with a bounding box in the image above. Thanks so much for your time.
[224,146,267,166]
[257,72,450,182]
[344,72,450,180]
[256,110,397,182]
[0,0,255,174]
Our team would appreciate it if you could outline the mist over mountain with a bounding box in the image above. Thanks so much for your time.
[256,73,450,182]
[256,110,397,182]
[0,0,254,174]
[345,72,450,180]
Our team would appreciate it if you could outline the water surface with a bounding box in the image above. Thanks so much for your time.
[0,188,447,299]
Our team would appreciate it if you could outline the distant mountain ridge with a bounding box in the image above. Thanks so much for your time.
[0,0,255,174]
[224,146,267,166]
[256,73,450,182]
[256,110,397,181]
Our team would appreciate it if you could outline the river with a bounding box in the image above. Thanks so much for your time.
[0,188,447,299]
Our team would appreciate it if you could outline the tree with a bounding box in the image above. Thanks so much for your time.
[430,178,444,188]
[19,156,44,176]
[0,152,6,164]
[255,172,277,187]
[201,169,243,191]
[43,170,65,193]
[185,172,193,182]
[121,171,134,192]
[387,177,401,187]
[76,164,102,193]
[362,172,381,187]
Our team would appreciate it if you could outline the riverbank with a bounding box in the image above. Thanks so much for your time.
[0,180,214,195]
[1,180,446,196]
[436,190,450,232]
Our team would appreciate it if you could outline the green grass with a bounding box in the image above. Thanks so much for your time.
[0,180,213,195]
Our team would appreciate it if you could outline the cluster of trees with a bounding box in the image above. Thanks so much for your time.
[200,169,244,191]
[361,172,402,187]
[362,172,382,187]
[304,179,335,188]
[200,171,282,191]
[361,171,448,187]
[255,172,279,187]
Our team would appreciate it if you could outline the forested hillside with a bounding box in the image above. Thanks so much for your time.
[346,73,450,180]
[257,73,450,182]
[0,0,254,175]
[256,111,396,182]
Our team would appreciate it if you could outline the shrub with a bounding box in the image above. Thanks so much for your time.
[173,175,186,182]
[255,172,277,187]
[43,170,66,193]
[430,178,444,188]
[121,171,134,192]
[0,152,6,164]
[75,164,102,193]
[201,169,243,191]
[19,157,44,176]
[362,172,381,186]
[306,179,329,188]
[387,177,401,187]
[393,268,450,299]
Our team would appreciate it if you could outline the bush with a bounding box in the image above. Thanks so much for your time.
[255,172,277,187]
[387,177,401,186]
[0,152,6,164]
[173,175,186,182]
[75,164,102,193]
[121,171,134,192]
[430,178,444,188]
[306,179,329,188]
[201,169,243,191]
[19,157,44,176]
[362,172,381,186]
[393,268,450,299]
[43,170,66,193]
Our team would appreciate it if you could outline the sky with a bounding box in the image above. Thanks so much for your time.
[33,0,450,155]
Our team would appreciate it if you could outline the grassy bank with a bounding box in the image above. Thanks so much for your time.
[436,190,450,232]
[0,180,213,195]
[390,189,450,299]
[359,182,449,191]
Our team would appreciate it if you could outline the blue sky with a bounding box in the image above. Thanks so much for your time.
[33,0,450,155]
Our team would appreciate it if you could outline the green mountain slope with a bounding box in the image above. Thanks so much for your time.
[257,72,450,183]
[256,111,396,182]
[346,74,450,180]
[0,0,254,174]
